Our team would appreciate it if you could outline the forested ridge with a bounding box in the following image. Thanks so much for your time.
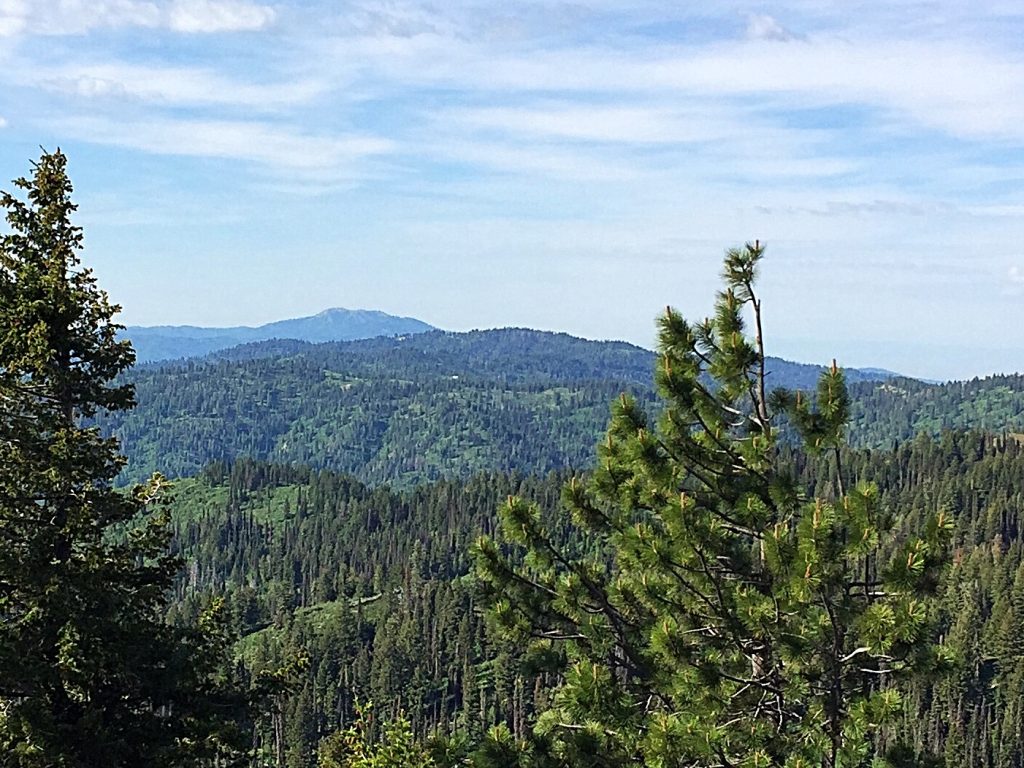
[96,330,1024,489]
[848,375,1024,449]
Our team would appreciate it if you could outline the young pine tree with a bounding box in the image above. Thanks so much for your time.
[474,242,950,768]
[319,705,436,768]
[0,150,252,766]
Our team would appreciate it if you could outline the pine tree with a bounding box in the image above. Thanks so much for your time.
[0,150,251,765]
[474,242,951,767]
[319,704,435,768]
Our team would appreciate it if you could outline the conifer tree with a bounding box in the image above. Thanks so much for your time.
[474,242,950,767]
[0,150,251,765]
[319,705,435,768]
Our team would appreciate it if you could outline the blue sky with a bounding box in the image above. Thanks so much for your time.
[1,1,1023,380]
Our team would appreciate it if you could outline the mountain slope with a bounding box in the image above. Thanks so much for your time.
[123,308,435,362]
[99,328,903,486]
[201,329,899,390]
[847,374,1024,448]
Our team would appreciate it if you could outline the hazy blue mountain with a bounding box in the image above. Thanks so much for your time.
[123,308,435,362]
[762,358,903,391]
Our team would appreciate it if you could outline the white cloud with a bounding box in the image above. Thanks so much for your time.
[430,101,856,183]
[1002,264,1024,297]
[1,0,156,35]
[0,115,7,127]
[654,38,1024,142]
[0,0,27,36]
[166,0,275,33]
[60,115,393,179]
[37,63,324,109]
[745,13,798,42]
[324,31,1024,143]
[755,199,959,217]
[447,104,725,144]
[443,100,837,149]
[0,0,275,36]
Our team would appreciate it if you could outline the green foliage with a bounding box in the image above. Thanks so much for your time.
[319,705,435,768]
[0,150,253,766]
[475,243,951,767]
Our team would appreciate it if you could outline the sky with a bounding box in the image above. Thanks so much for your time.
[1,1,1023,381]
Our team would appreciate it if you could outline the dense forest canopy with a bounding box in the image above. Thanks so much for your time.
[167,432,1024,767]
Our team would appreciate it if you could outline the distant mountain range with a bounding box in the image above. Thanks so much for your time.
[123,308,435,363]
[125,307,903,383]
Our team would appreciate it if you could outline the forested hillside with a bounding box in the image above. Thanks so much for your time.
[95,330,693,485]
[166,431,1024,767]
[849,374,1024,448]
[99,329,909,486]
[96,329,1024,489]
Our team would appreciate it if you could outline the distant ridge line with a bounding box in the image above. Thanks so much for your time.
[123,307,436,363]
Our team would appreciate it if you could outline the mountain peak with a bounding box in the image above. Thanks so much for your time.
[124,309,435,363]
[315,307,366,317]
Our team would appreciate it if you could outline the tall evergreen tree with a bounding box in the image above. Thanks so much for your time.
[475,242,951,767]
[0,150,251,766]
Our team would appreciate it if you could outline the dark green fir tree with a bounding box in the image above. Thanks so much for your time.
[475,242,951,767]
[0,150,252,766]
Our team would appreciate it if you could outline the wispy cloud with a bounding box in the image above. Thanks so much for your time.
[35,63,324,109]
[166,0,275,33]
[0,0,24,36]
[61,116,393,179]
[361,37,1024,142]
[445,104,730,145]
[0,0,275,36]
[755,200,960,218]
